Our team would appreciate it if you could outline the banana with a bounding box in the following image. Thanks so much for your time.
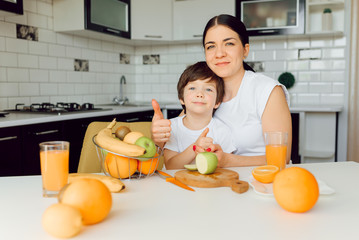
[95,119,145,157]
[68,173,125,193]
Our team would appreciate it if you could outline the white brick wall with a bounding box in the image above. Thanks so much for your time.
[0,0,348,110]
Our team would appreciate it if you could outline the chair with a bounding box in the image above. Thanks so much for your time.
[78,121,163,173]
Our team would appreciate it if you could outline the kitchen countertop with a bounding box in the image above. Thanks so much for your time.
[0,161,358,239]
[0,103,343,128]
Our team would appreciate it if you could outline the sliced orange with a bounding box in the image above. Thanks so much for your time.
[252,165,279,183]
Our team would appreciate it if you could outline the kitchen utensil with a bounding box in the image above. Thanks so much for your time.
[157,170,195,192]
[175,168,249,194]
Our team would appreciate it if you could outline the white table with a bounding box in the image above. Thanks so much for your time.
[1,162,358,240]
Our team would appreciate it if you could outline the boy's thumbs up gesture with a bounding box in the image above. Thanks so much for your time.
[193,128,214,153]
[151,99,171,147]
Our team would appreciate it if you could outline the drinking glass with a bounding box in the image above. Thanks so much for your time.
[264,132,288,171]
[39,141,69,197]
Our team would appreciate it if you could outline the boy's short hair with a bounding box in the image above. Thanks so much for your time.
[177,61,224,114]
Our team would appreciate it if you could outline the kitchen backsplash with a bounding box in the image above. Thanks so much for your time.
[0,0,346,109]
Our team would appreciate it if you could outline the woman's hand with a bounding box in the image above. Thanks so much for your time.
[151,99,171,147]
[210,144,225,167]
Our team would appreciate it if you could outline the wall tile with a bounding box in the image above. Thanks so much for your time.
[57,58,73,70]
[50,70,67,83]
[0,22,16,38]
[0,83,19,96]
[265,61,286,71]
[265,39,287,50]
[19,83,39,96]
[287,60,309,71]
[40,83,58,96]
[288,39,310,49]
[321,71,345,82]
[29,41,48,55]
[298,71,321,82]
[23,0,37,13]
[0,37,4,51]
[275,49,298,60]
[49,44,66,57]
[37,1,52,17]
[29,69,48,82]
[289,82,308,93]
[6,38,28,53]
[74,36,88,48]
[322,48,345,59]
[18,54,38,68]
[38,28,56,43]
[57,33,73,46]
[58,83,75,95]
[310,38,333,48]
[310,60,332,70]
[5,13,27,25]
[66,46,81,59]
[27,12,47,28]
[0,67,6,82]
[253,50,275,61]
[7,68,29,82]
[0,52,17,67]
[297,93,320,105]
[39,56,57,69]
[320,94,344,105]
[309,82,332,93]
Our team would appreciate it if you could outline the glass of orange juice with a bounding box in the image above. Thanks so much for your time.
[39,141,69,197]
[264,132,288,171]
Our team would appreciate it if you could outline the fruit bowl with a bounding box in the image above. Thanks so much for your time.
[92,135,163,180]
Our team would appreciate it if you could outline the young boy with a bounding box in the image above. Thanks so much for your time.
[164,61,236,169]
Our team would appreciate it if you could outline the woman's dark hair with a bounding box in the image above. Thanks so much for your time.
[202,14,255,72]
[177,61,225,114]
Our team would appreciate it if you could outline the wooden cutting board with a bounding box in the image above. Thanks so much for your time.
[175,168,249,194]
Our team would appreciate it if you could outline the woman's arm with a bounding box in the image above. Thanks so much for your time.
[164,146,196,169]
[261,86,292,163]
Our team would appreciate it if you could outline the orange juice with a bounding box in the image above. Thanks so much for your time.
[40,150,69,191]
[266,144,287,170]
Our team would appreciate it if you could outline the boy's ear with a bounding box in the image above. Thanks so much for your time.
[214,102,221,109]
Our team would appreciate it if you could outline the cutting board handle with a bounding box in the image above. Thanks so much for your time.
[230,180,249,194]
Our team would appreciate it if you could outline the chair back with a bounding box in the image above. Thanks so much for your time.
[78,121,162,173]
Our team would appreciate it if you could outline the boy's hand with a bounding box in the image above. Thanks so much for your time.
[193,128,213,153]
[151,99,171,145]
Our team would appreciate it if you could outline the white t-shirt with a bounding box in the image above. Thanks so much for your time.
[164,115,236,163]
[214,71,290,156]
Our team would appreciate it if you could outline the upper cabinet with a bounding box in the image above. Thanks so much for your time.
[0,0,23,16]
[131,0,172,40]
[305,0,345,35]
[173,0,235,41]
[53,0,131,41]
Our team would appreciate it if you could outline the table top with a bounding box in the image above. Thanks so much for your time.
[1,161,358,240]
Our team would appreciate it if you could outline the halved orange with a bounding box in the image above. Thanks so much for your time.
[252,165,279,183]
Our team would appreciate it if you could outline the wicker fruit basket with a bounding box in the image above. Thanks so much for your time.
[93,135,163,180]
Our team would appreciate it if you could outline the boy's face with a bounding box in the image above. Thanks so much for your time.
[180,78,220,115]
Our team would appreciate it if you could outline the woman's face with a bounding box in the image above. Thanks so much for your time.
[204,25,249,80]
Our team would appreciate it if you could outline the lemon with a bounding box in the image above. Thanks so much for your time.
[42,203,82,238]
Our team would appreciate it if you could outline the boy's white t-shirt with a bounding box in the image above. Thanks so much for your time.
[164,115,236,164]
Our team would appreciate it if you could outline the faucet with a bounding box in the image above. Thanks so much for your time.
[113,75,129,105]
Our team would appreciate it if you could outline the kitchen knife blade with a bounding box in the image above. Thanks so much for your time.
[157,170,195,192]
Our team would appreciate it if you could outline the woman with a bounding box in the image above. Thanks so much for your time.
[152,14,292,167]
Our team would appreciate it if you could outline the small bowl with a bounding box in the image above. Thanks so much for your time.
[92,135,163,180]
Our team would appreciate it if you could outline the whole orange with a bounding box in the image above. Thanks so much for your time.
[273,167,319,213]
[137,153,159,175]
[59,178,112,225]
[105,153,137,179]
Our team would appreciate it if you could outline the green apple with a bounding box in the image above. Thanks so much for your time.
[184,164,197,171]
[195,152,218,174]
[135,136,157,158]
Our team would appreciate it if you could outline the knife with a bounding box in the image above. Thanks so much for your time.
[157,170,195,192]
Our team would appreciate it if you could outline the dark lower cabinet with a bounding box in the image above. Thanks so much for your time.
[0,110,156,176]
[22,122,64,175]
[0,126,22,176]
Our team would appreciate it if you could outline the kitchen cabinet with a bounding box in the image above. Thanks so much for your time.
[131,0,172,40]
[173,0,235,41]
[53,0,131,42]
[0,0,23,16]
[0,110,154,176]
[0,126,22,176]
[305,0,345,35]
[22,122,64,175]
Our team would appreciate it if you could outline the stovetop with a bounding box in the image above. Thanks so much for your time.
[4,102,110,115]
